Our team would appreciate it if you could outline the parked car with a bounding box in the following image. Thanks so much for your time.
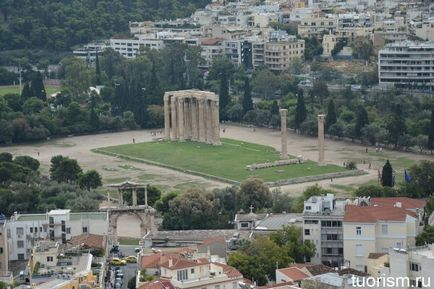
[111,257,127,266]
[123,255,137,263]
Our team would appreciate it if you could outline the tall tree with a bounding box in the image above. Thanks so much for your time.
[428,108,434,153]
[355,106,369,138]
[219,70,230,120]
[21,82,32,99]
[31,71,46,101]
[89,92,99,130]
[242,77,253,113]
[95,51,101,86]
[325,100,337,132]
[270,100,279,116]
[148,59,162,105]
[294,90,307,131]
[382,160,394,187]
[387,104,406,149]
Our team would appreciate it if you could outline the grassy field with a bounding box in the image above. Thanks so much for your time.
[0,85,60,96]
[98,138,346,182]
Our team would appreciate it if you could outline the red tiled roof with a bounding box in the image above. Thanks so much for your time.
[161,256,209,269]
[344,205,417,223]
[277,267,310,282]
[68,234,105,249]
[370,197,426,210]
[138,280,174,289]
[214,262,243,278]
[201,38,224,45]
[141,253,180,269]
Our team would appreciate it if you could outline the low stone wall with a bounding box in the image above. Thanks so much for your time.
[246,156,305,170]
[265,170,367,187]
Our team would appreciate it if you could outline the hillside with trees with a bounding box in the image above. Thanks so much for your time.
[0,0,209,52]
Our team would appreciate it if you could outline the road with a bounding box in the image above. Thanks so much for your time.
[119,245,138,289]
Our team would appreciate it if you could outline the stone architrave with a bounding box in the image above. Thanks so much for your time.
[280,109,288,159]
[318,114,326,165]
[163,90,220,145]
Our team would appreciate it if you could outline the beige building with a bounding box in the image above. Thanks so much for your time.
[367,253,389,277]
[298,16,337,38]
[264,37,304,72]
[343,198,425,272]
[0,215,11,281]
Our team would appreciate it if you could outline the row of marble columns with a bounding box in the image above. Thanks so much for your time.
[164,91,221,145]
[114,188,147,207]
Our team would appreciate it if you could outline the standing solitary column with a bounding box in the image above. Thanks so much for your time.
[198,99,206,142]
[171,97,178,140]
[318,114,326,165]
[164,94,170,139]
[280,109,288,159]
[178,98,185,141]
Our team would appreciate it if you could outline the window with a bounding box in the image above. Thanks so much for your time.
[82,227,88,233]
[305,206,311,210]
[18,254,24,260]
[35,227,38,233]
[0,247,3,254]
[17,241,24,248]
[241,223,249,228]
[191,268,195,274]
[356,227,362,236]
[47,256,54,262]
[327,234,338,240]
[30,227,33,233]
[410,263,421,272]
[355,244,364,257]
[66,228,71,234]
[382,224,388,234]
[177,269,188,281]
[304,220,318,224]
[16,227,24,235]
[304,229,310,236]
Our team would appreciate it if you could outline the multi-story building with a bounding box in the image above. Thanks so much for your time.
[378,41,434,91]
[264,33,304,72]
[138,253,244,289]
[7,210,108,260]
[302,194,345,267]
[201,38,225,65]
[383,244,434,289]
[343,197,425,273]
[0,214,11,281]
[297,15,336,38]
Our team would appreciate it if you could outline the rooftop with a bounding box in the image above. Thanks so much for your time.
[255,213,302,231]
[344,205,417,223]
[370,197,426,210]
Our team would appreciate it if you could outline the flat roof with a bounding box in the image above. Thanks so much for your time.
[16,214,46,221]
[69,212,107,221]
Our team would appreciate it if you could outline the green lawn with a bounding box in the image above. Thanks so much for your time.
[98,138,346,182]
[0,85,60,96]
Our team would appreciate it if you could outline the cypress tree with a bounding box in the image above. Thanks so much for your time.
[242,77,253,113]
[428,108,434,153]
[294,90,307,131]
[148,60,162,105]
[219,71,230,120]
[325,99,337,132]
[95,51,101,86]
[31,71,46,101]
[355,106,369,138]
[387,103,406,149]
[21,82,32,99]
[270,100,279,116]
[89,93,99,130]
[382,160,394,187]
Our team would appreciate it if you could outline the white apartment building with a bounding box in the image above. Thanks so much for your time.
[378,41,434,91]
[383,245,434,289]
[201,38,225,65]
[297,15,337,38]
[343,198,425,273]
[7,210,108,260]
[303,194,345,267]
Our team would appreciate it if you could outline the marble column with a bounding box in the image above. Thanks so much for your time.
[132,189,137,207]
[280,109,288,159]
[184,98,191,139]
[164,94,170,139]
[170,96,178,140]
[118,190,123,207]
[206,100,213,143]
[191,99,198,140]
[144,186,148,207]
[198,99,206,142]
[213,101,221,145]
[178,98,185,141]
[318,114,326,165]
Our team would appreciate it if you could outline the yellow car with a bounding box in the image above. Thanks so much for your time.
[123,256,137,263]
[111,258,127,266]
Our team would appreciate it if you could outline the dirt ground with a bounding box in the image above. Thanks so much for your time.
[1,125,432,197]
